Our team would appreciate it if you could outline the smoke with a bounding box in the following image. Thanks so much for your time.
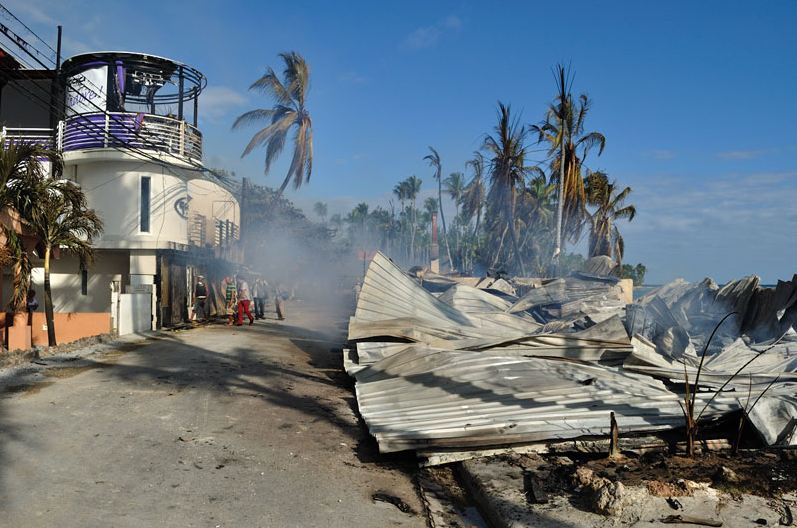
[238,183,362,317]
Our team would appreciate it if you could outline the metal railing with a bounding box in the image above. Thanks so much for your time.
[1,127,55,149]
[60,112,203,161]
[188,213,207,247]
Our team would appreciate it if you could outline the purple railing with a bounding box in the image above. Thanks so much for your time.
[61,112,202,161]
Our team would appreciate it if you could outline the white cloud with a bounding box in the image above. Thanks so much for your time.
[717,149,767,160]
[337,71,368,85]
[441,15,462,30]
[620,171,797,283]
[646,149,675,160]
[402,14,463,50]
[200,86,248,122]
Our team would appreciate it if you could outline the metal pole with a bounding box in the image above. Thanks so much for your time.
[49,25,62,129]
[177,66,184,121]
[240,177,247,244]
[193,87,198,127]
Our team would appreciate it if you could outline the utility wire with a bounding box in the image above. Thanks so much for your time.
[0,6,227,183]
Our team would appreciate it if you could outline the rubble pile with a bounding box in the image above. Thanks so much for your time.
[345,252,797,457]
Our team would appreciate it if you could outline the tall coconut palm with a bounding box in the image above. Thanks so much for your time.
[585,171,635,266]
[532,64,605,265]
[19,175,103,346]
[423,147,454,270]
[392,181,408,258]
[444,171,465,266]
[462,152,486,239]
[404,175,422,263]
[233,52,313,195]
[483,103,529,276]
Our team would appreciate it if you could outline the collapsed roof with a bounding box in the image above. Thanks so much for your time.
[346,252,797,455]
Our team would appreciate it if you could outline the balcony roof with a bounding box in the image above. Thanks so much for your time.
[61,51,206,105]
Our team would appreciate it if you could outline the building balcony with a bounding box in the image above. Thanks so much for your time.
[59,112,202,163]
[2,127,55,149]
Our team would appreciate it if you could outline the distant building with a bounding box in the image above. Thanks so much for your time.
[1,50,242,346]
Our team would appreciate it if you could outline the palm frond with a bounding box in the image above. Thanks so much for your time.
[249,67,293,106]
[232,109,276,129]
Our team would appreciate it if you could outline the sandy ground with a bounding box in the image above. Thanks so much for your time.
[0,300,426,527]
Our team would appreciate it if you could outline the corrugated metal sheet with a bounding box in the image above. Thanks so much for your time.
[354,346,741,453]
[348,252,797,454]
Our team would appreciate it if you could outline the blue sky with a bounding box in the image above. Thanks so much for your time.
[6,0,796,283]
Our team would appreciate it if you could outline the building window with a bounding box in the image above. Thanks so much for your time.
[140,176,151,232]
[81,269,88,295]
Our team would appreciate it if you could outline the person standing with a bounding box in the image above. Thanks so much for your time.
[193,276,208,322]
[274,282,286,321]
[253,278,268,320]
[26,288,39,325]
[237,276,254,326]
[223,275,237,326]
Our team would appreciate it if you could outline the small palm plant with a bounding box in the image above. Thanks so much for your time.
[19,174,103,346]
[0,143,61,311]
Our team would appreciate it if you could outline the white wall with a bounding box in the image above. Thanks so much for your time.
[30,250,129,313]
[72,160,190,249]
[187,178,239,246]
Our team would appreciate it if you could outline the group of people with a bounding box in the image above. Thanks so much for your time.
[219,275,286,326]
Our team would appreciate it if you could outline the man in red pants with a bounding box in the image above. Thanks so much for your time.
[236,276,254,326]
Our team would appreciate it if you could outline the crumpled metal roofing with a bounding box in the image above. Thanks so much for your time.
[348,252,797,453]
[354,346,741,453]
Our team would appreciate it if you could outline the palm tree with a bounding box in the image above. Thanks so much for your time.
[517,175,557,275]
[532,64,606,266]
[233,52,313,195]
[444,171,465,267]
[423,197,438,220]
[393,181,409,258]
[313,201,328,223]
[19,175,102,346]
[483,103,529,276]
[462,152,486,239]
[404,175,422,262]
[585,171,635,266]
[0,143,57,311]
[423,147,454,270]
[347,202,370,239]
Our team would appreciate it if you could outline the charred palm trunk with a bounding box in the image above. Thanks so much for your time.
[44,245,57,347]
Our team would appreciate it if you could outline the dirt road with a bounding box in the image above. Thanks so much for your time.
[0,301,425,527]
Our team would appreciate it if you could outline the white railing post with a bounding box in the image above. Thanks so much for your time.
[179,121,185,157]
[57,121,64,151]
[104,113,110,148]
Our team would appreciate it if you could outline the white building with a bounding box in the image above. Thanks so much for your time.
[6,51,241,340]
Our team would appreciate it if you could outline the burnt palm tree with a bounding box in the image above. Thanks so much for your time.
[585,171,635,266]
[532,64,605,265]
[233,52,313,195]
[483,103,529,276]
[19,174,103,346]
[424,147,454,270]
